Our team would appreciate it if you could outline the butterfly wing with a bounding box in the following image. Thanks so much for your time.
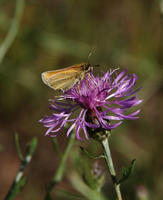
[41,64,88,90]
[42,69,80,91]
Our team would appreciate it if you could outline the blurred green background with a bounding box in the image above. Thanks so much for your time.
[0,0,163,199]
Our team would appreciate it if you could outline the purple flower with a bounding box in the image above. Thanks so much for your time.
[40,69,142,140]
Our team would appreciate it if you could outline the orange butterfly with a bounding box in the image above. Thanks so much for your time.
[41,63,92,91]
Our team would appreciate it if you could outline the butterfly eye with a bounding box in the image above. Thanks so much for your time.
[84,64,91,71]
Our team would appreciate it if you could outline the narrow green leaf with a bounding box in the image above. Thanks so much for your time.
[118,159,136,184]
[14,133,24,161]
[69,172,108,200]
[80,146,104,160]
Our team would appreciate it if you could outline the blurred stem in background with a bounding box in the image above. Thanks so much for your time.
[45,131,75,200]
[5,134,37,200]
[0,0,25,64]
[69,172,108,200]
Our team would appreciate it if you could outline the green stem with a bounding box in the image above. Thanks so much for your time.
[0,0,25,64]
[5,137,37,200]
[102,137,123,200]
[45,132,75,200]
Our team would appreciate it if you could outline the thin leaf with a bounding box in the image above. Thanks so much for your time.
[69,172,108,200]
[80,146,105,160]
[14,133,24,161]
[118,159,136,184]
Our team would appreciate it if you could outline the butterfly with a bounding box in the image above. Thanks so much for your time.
[41,63,92,91]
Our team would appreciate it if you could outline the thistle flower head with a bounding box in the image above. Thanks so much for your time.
[40,69,142,140]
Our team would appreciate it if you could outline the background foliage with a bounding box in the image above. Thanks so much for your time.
[0,0,163,199]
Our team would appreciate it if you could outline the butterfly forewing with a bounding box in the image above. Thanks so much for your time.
[47,72,79,90]
[41,63,90,91]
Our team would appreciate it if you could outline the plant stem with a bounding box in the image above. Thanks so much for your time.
[0,0,25,64]
[45,132,75,200]
[5,137,37,200]
[102,137,123,200]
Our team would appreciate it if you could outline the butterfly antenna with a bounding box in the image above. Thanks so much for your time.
[87,46,97,64]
